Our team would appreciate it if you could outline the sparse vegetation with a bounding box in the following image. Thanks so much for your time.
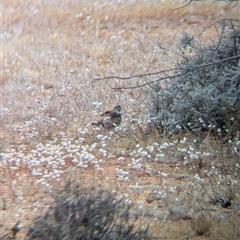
[147,19,240,137]
[191,211,213,236]
[1,0,240,239]
[26,180,150,240]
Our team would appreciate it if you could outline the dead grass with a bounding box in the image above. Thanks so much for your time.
[1,0,240,239]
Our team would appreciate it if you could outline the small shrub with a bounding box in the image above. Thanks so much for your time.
[148,19,240,138]
[191,211,213,236]
[26,180,150,240]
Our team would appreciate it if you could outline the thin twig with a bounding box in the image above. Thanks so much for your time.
[94,67,186,81]
[171,0,193,13]
[94,55,240,90]
[111,70,190,90]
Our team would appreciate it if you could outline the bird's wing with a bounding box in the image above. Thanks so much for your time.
[101,110,110,116]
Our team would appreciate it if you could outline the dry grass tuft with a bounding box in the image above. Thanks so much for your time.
[191,211,213,236]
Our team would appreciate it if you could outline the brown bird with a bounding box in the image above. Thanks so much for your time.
[92,105,122,129]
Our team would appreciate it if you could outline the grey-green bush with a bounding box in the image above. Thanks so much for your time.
[148,19,240,138]
[26,180,150,240]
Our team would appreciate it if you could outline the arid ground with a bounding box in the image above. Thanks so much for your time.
[1,0,240,239]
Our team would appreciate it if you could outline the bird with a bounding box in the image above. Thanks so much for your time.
[91,105,122,129]
[217,198,231,208]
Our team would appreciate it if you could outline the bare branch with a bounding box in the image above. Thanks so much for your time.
[111,70,190,90]
[94,55,240,90]
[157,42,189,61]
[171,0,193,13]
[94,67,187,81]
[171,1,240,18]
